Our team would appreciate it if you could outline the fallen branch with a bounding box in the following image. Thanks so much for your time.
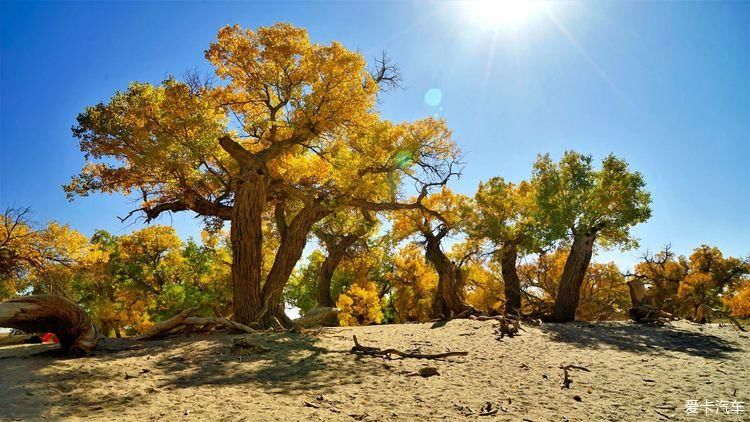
[182,317,254,334]
[134,308,197,341]
[351,335,467,360]
[560,364,591,389]
[471,314,522,338]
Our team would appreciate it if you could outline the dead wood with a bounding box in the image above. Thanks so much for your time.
[0,295,99,356]
[470,314,523,338]
[560,364,591,389]
[134,308,197,340]
[350,335,467,360]
[182,317,254,333]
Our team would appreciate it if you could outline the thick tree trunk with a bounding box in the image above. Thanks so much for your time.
[257,204,329,328]
[552,232,596,322]
[316,235,359,308]
[500,242,522,315]
[425,234,472,318]
[229,171,268,325]
[0,295,99,356]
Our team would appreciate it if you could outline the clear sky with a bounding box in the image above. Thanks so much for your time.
[1,1,748,269]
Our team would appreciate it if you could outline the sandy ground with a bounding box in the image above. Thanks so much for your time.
[1,319,748,421]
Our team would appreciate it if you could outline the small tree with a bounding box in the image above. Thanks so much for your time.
[468,178,537,314]
[531,152,651,322]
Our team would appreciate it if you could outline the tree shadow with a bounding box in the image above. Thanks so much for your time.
[0,331,388,420]
[540,322,744,360]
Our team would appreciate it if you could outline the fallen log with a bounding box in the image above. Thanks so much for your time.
[351,335,468,360]
[134,308,197,341]
[0,295,99,356]
[182,317,254,333]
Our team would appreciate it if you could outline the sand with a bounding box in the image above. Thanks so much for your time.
[1,319,748,421]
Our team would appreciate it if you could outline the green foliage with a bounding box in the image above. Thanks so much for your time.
[531,151,652,249]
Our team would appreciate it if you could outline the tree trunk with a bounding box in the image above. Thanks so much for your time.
[500,242,522,315]
[229,171,268,325]
[316,235,359,308]
[0,295,99,356]
[425,234,472,318]
[552,232,596,322]
[258,204,329,328]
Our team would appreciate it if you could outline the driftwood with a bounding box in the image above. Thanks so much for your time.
[351,335,467,360]
[0,295,99,356]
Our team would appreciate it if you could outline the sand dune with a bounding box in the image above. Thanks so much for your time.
[1,319,748,421]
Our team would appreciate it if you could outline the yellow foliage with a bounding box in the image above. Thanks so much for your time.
[519,249,630,320]
[464,260,504,313]
[390,244,438,322]
[725,282,750,318]
[337,281,383,326]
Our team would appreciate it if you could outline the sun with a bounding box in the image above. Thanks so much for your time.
[462,0,548,32]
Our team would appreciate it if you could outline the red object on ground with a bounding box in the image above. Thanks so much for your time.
[40,332,59,343]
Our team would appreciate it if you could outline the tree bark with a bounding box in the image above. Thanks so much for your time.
[425,233,472,318]
[0,295,99,356]
[552,232,596,322]
[257,204,329,328]
[229,171,268,325]
[316,235,359,307]
[499,242,522,315]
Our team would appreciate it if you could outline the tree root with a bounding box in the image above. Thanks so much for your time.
[350,335,467,360]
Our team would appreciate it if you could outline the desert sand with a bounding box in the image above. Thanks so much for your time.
[1,319,748,421]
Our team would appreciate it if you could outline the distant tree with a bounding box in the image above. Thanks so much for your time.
[468,178,538,314]
[393,188,474,318]
[631,245,687,314]
[519,248,630,320]
[389,243,438,322]
[336,281,384,326]
[531,152,651,322]
[676,245,749,321]
[725,280,750,318]
[312,209,376,308]
[66,23,460,327]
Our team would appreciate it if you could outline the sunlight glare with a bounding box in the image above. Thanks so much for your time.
[462,0,548,32]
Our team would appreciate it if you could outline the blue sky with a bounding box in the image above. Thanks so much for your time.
[1,1,748,269]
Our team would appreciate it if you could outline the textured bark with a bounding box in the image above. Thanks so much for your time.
[552,232,596,322]
[258,204,329,327]
[229,170,268,325]
[425,233,472,318]
[0,295,99,356]
[500,242,522,315]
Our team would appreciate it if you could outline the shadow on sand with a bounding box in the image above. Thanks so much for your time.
[0,331,385,420]
[540,321,743,359]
